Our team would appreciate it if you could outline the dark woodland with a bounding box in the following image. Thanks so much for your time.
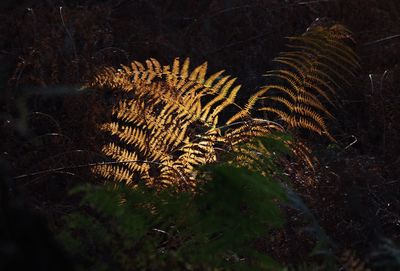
[1,0,399,270]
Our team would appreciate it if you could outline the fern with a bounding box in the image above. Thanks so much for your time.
[88,24,358,188]
[245,23,359,140]
[89,58,274,188]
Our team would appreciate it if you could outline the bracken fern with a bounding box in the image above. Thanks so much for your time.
[246,23,359,140]
[88,23,358,188]
[88,58,277,189]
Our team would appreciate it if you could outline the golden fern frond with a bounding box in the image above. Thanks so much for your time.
[101,143,150,174]
[244,23,359,140]
[90,57,258,189]
[94,164,136,184]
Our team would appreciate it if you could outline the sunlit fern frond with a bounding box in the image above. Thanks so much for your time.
[89,57,271,189]
[244,23,359,140]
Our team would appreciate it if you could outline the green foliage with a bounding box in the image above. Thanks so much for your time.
[60,172,285,270]
[58,158,288,270]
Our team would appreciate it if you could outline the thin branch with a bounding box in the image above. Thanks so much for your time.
[363,34,400,47]
[14,159,163,180]
[29,112,61,132]
[344,135,357,150]
[59,6,79,79]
